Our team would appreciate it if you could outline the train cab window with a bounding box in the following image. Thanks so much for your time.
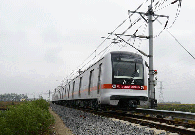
[79,77,82,97]
[111,53,144,85]
[97,64,102,94]
[88,70,94,95]
[113,62,143,78]
[72,81,75,98]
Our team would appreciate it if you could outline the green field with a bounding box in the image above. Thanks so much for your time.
[0,101,21,110]
[156,104,195,113]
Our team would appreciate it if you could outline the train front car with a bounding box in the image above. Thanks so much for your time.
[101,51,148,109]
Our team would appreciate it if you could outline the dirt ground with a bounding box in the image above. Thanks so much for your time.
[49,108,73,135]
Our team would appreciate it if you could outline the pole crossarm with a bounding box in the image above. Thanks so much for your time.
[112,34,149,57]
[110,33,149,39]
[128,10,169,23]
[127,1,172,109]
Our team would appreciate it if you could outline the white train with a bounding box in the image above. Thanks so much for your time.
[52,51,148,109]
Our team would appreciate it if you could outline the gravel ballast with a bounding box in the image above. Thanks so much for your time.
[50,104,168,135]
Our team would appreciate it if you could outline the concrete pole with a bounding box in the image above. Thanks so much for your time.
[148,2,156,108]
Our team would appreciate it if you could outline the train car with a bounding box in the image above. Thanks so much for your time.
[52,51,148,109]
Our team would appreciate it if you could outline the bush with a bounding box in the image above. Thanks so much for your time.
[0,99,54,135]
[31,99,50,111]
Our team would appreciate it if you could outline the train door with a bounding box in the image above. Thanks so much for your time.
[79,77,82,97]
[72,81,75,98]
[65,86,66,99]
[58,89,61,99]
[97,63,102,95]
[88,69,94,96]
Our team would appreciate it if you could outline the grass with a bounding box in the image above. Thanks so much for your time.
[139,104,195,113]
[156,104,195,113]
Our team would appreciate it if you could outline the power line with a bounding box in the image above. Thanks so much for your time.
[65,0,151,79]
[114,34,149,57]
[157,19,195,60]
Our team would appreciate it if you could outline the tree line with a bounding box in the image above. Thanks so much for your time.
[0,93,28,101]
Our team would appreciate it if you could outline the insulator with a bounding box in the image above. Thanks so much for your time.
[138,35,148,38]
[164,20,168,29]
[111,42,119,44]
[171,0,178,4]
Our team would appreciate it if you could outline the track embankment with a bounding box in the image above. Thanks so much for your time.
[50,103,182,135]
[49,107,73,135]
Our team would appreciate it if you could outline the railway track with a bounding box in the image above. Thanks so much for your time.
[73,107,195,135]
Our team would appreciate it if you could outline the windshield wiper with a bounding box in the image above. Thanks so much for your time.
[131,63,137,79]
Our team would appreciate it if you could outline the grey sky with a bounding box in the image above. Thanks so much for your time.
[0,0,194,103]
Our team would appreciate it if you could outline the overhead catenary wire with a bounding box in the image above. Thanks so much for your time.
[62,0,185,85]
[121,17,142,36]
[138,0,181,39]
[78,0,179,70]
[154,0,169,11]
[166,30,195,59]
[114,34,149,57]
[168,0,182,29]
[137,23,148,51]
[67,0,150,79]
[84,0,149,59]
[99,43,114,59]
[157,19,195,60]
[153,0,182,29]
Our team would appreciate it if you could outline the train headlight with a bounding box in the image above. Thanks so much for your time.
[112,84,116,89]
[112,84,122,89]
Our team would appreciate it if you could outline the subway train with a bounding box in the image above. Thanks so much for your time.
[52,51,148,109]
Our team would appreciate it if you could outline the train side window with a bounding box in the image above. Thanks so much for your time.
[68,84,70,98]
[62,87,64,99]
[88,70,94,95]
[66,87,67,97]
[72,81,75,98]
[64,86,66,98]
[97,63,102,94]
[65,87,66,97]
[79,77,82,97]
[58,90,61,99]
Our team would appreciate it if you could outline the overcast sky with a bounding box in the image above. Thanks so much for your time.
[1,0,194,103]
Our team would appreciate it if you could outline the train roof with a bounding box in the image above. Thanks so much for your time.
[64,51,143,85]
[109,51,143,59]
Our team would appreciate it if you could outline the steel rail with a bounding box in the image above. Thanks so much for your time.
[136,108,195,120]
[54,103,195,135]
[72,106,195,135]
[91,110,195,135]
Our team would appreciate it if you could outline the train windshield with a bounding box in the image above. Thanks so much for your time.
[111,52,144,85]
[113,62,143,79]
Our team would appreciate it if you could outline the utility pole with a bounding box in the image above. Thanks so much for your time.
[126,0,169,108]
[148,1,157,108]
